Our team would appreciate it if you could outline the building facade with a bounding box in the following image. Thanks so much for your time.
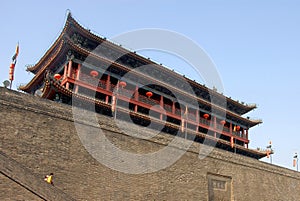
[20,13,266,159]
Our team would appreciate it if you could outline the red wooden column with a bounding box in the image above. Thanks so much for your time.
[160,95,164,120]
[67,60,72,77]
[214,116,217,138]
[76,64,81,80]
[195,109,199,131]
[66,60,72,90]
[134,85,139,112]
[74,63,81,93]
[172,101,175,114]
[229,122,233,147]
[106,75,111,90]
[242,128,245,138]
[63,64,67,79]
[105,74,111,103]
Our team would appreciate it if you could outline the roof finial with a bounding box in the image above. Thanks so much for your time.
[66,9,72,18]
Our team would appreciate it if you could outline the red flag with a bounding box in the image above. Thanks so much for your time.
[12,43,19,62]
[9,63,15,81]
[293,159,296,167]
[9,43,19,85]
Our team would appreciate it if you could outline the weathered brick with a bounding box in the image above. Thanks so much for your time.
[1,87,300,201]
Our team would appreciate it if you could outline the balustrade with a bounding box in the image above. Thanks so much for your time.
[175,108,181,116]
[118,88,133,97]
[74,72,248,141]
[199,117,210,126]
[223,126,230,133]
[79,73,100,86]
[138,95,158,106]
[164,104,172,113]
[188,113,196,121]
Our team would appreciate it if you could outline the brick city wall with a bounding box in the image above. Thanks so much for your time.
[1,87,300,201]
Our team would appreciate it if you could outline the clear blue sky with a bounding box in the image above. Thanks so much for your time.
[1,0,300,170]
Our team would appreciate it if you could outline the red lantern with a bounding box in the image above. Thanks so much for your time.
[220,120,226,125]
[146,91,153,98]
[203,113,209,119]
[236,125,240,131]
[119,81,127,88]
[90,70,98,77]
[54,74,62,80]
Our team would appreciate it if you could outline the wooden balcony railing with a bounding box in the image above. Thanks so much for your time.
[73,73,248,141]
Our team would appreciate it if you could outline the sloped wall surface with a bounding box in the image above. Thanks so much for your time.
[1,87,300,201]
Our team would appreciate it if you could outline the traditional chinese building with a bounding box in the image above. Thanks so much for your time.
[19,13,268,159]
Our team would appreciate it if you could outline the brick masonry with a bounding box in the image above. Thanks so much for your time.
[1,87,300,201]
[0,173,43,201]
